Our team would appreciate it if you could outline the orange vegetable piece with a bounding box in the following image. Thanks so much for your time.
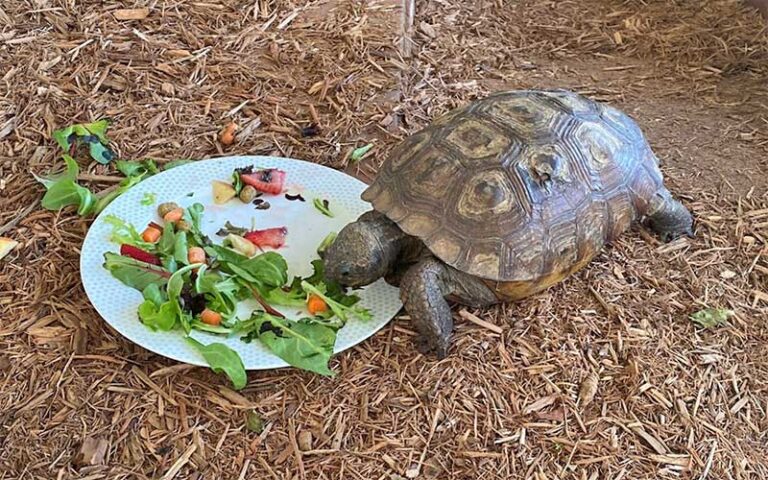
[188,246,206,265]
[141,226,162,243]
[307,294,328,315]
[219,122,238,146]
[200,309,222,326]
[163,207,184,224]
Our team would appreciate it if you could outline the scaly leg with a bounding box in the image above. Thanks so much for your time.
[644,188,695,242]
[399,257,498,358]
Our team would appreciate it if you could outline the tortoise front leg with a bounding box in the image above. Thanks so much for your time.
[399,257,497,358]
[644,188,694,242]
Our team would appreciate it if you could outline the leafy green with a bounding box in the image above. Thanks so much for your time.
[245,410,264,433]
[138,300,177,331]
[92,173,145,214]
[167,264,198,299]
[104,214,156,251]
[232,171,244,195]
[207,245,288,291]
[182,203,208,247]
[690,308,733,329]
[52,119,114,164]
[142,283,167,306]
[245,313,336,376]
[141,192,156,206]
[350,143,373,162]
[317,232,337,257]
[313,198,334,218]
[34,155,98,215]
[116,159,159,177]
[264,259,326,307]
[103,252,170,291]
[301,281,371,325]
[195,270,243,320]
[186,337,247,390]
[190,320,234,334]
[158,222,177,257]
[173,231,189,266]
[264,286,306,308]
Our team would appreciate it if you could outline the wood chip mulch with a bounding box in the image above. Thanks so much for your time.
[1,1,767,478]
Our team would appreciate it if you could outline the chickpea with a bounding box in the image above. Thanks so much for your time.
[157,202,180,218]
[239,185,258,203]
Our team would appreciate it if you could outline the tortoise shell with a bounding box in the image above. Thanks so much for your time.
[361,89,666,285]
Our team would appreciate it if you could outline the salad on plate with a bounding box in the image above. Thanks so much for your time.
[101,165,371,388]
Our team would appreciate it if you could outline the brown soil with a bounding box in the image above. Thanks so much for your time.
[1,0,768,479]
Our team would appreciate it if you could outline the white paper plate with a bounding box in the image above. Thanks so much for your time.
[80,155,403,370]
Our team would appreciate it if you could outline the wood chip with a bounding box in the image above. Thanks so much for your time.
[73,437,108,467]
[458,309,503,334]
[160,443,197,480]
[113,8,150,20]
[523,395,558,415]
[578,371,599,407]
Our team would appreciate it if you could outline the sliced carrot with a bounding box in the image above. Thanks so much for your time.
[200,308,222,326]
[307,294,328,315]
[141,226,162,243]
[163,207,184,224]
[188,246,206,264]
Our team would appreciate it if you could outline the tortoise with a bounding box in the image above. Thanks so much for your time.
[323,89,694,358]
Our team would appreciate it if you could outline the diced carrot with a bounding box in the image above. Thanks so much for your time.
[141,226,162,243]
[200,308,222,326]
[163,207,184,224]
[188,246,206,264]
[307,294,328,315]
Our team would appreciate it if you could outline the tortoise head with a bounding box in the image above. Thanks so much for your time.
[323,213,394,288]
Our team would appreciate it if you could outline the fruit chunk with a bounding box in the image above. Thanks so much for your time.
[224,234,257,257]
[120,244,161,265]
[200,308,222,326]
[141,226,162,243]
[212,180,237,204]
[244,227,287,249]
[0,237,19,261]
[163,208,184,223]
[219,122,238,146]
[307,294,328,315]
[188,246,206,264]
[240,168,285,195]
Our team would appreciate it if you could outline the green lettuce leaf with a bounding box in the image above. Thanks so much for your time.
[142,283,167,306]
[103,214,156,251]
[138,300,177,331]
[34,155,98,215]
[103,252,170,291]
[173,231,189,266]
[186,337,247,390]
[246,313,336,377]
[52,119,114,164]
[116,159,160,178]
[301,281,371,325]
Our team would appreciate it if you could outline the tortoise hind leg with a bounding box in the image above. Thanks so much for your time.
[399,257,497,358]
[644,188,694,242]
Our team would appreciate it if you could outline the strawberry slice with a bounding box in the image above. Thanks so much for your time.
[244,227,287,249]
[240,168,286,195]
[120,244,162,265]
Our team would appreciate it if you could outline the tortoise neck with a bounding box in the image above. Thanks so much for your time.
[360,210,422,269]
